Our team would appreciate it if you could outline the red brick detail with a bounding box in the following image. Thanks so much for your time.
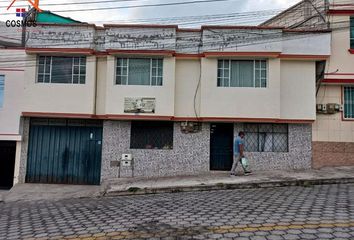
[312,141,354,169]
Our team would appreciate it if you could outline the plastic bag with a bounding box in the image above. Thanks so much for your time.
[241,157,249,169]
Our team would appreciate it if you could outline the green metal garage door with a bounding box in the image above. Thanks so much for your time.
[26,119,103,185]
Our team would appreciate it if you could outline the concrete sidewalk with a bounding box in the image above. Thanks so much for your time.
[1,166,354,203]
[105,166,354,196]
[1,183,104,203]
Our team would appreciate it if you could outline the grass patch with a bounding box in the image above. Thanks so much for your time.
[302,181,312,188]
[171,188,182,193]
[128,187,141,192]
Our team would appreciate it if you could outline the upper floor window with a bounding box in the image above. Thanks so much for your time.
[217,60,267,88]
[344,86,354,119]
[37,56,86,84]
[116,58,163,86]
[351,16,354,49]
[0,75,4,108]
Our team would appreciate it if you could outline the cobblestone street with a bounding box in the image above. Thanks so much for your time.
[1,184,354,240]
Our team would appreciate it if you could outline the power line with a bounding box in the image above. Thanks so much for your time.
[0,8,285,40]
[0,16,342,59]
[0,0,241,16]
[0,27,339,68]
[0,0,143,7]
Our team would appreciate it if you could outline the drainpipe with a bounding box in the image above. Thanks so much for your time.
[94,55,98,116]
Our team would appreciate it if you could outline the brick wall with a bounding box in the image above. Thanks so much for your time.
[313,142,354,168]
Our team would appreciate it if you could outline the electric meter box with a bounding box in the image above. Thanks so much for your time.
[121,154,133,161]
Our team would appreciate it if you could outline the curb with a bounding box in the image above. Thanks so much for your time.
[105,177,354,197]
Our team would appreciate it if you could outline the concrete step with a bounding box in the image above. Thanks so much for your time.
[104,166,354,197]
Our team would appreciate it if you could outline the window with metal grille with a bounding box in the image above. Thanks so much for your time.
[130,121,173,149]
[217,60,267,88]
[351,16,354,49]
[244,124,288,152]
[37,56,86,84]
[0,75,4,108]
[116,58,163,86]
[344,86,354,119]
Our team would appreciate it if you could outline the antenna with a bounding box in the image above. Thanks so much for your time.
[7,0,42,12]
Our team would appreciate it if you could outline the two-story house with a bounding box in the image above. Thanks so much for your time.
[13,18,331,185]
[262,0,354,169]
[0,22,24,189]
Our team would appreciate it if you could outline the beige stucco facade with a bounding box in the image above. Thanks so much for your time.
[0,49,25,139]
[103,55,176,116]
[262,0,354,168]
[0,49,25,186]
[314,85,353,142]
[174,59,201,118]
[22,54,321,121]
[20,23,330,122]
[4,19,338,186]
[23,55,97,115]
[313,14,354,143]
[200,57,281,119]
[280,60,316,120]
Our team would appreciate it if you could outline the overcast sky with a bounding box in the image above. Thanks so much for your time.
[0,0,300,26]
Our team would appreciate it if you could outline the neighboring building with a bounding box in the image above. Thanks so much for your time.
[262,0,354,168]
[15,19,331,185]
[0,22,24,189]
[0,11,82,189]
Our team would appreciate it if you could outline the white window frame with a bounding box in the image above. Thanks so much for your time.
[0,75,4,109]
[115,58,163,86]
[37,56,86,84]
[217,59,268,88]
[343,86,354,119]
[351,16,354,49]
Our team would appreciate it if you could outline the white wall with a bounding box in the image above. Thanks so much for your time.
[23,55,97,114]
[327,16,354,76]
[280,60,316,120]
[0,49,24,138]
[200,57,281,119]
[26,25,95,49]
[104,55,176,116]
[96,57,107,115]
[174,59,201,117]
[104,27,176,51]
[311,15,354,143]
[202,29,282,53]
[313,85,354,142]
[282,33,331,55]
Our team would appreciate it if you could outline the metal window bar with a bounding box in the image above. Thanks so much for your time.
[228,59,231,87]
[150,58,153,86]
[244,123,288,152]
[253,60,256,87]
[0,75,4,108]
[49,56,53,83]
[126,58,129,85]
[130,121,173,149]
[217,59,267,88]
[345,86,354,119]
[272,124,274,152]
[351,17,354,49]
[71,57,74,84]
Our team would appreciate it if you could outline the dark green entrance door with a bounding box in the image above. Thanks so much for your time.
[210,123,234,171]
[26,119,103,185]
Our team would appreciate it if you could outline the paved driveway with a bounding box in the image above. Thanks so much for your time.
[0,184,353,239]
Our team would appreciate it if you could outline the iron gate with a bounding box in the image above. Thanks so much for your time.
[26,118,103,185]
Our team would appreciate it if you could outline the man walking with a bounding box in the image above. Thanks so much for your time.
[231,131,252,176]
